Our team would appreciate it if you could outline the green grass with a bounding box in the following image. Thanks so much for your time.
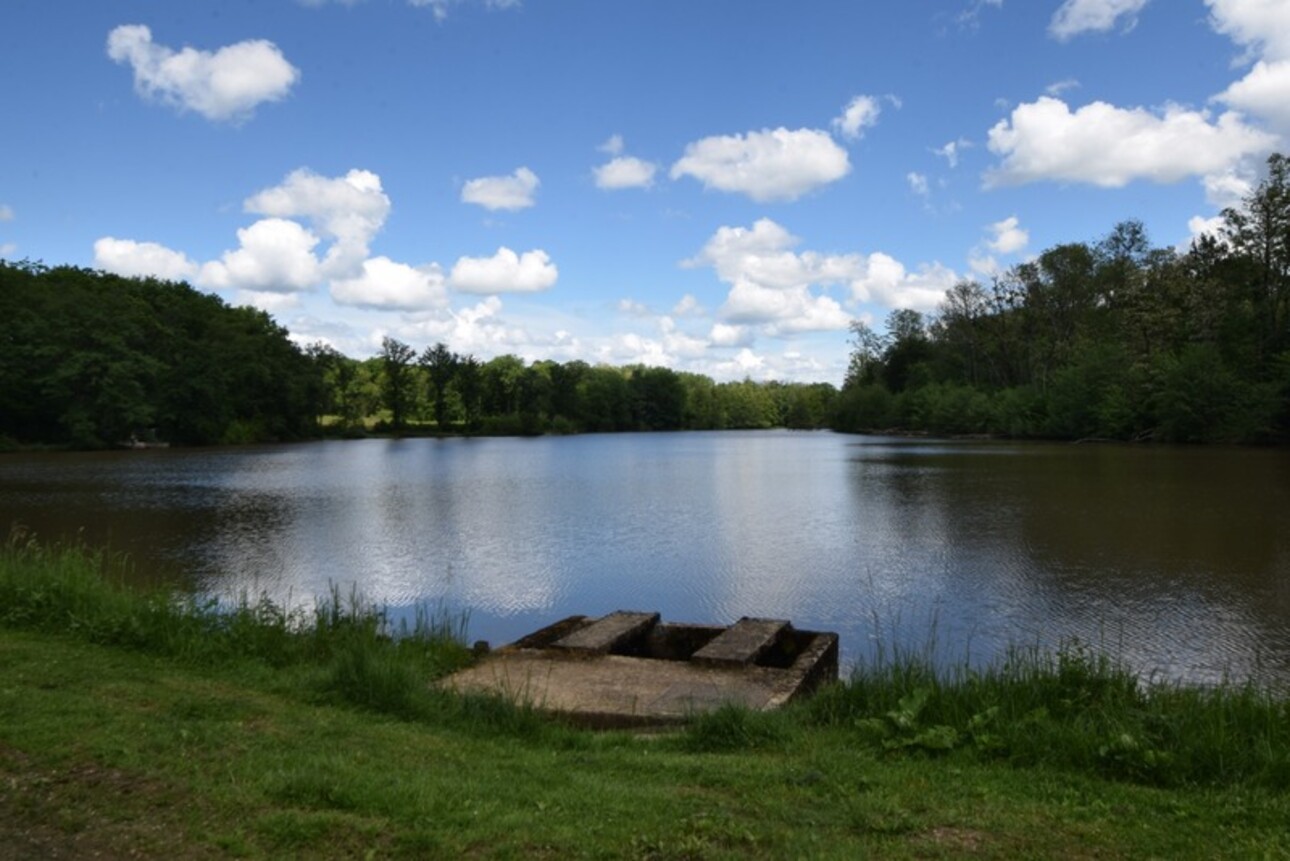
[3,534,1290,858]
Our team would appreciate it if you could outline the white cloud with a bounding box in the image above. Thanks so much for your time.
[1206,0,1290,62]
[709,323,751,347]
[95,167,395,297]
[688,217,957,326]
[106,24,299,123]
[409,0,521,21]
[907,172,930,197]
[933,138,971,168]
[244,168,391,276]
[985,215,1029,254]
[0,204,13,221]
[330,256,449,310]
[672,294,706,317]
[599,134,624,155]
[460,167,539,211]
[594,156,658,190]
[849,254,959,312]
[958,0,1004,28]
[832,95,882,141]
[686,219,856,332]
[1046,78,1081,96]
[617,298,651,317]
[1203,166,1255,207]
[1187,214,1227,244]
[1049,0,1150,41]
[198,218,322,293]
[93,237,199,281]
[670,128,850,202]
[985,96,1275,187]
[968,253,1002,277]
[0,244,15,257]
[449,247,558,293]
[1217,59,1290,131]
[235,290,302,313]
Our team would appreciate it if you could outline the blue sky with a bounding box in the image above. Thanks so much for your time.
[3,0,1289,384]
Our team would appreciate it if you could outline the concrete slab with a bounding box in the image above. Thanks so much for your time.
[552,610,659,655]
[691,617,788,667]
[440,611,839,728]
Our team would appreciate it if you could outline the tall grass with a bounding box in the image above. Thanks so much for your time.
[0,528,477,719]
[804,640,1290,789]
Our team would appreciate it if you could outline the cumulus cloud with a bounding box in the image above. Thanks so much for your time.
[1187,214,1228,245]
[848,253,958,312]
[985,215,1029,254]
[907,172,931,197]
[244,168,391,276]
[93,237,199,281]
[594,156,658,190]
[832,95,883,141]
[0,204,13,222]
[449,247,558,293]
[686,219,855,332]
[106,24,299,122]
[670,128,850,202]
[599,134,625,155]
[198,218,322,293]
[1206,0,1290,62]
[1203,166,1255,207]
[709,323,752,347]
[1049,0,1150,41]
[1217,59,1290,131]
[460,167,539,211]
[984,96,1274,187]
[330,256,449,310]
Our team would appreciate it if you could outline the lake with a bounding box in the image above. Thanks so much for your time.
[3,431,1289,687]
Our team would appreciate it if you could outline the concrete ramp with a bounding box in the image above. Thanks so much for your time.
[441,611,838,728]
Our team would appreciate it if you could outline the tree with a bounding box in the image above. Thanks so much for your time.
[420,342,458,429]
[1221,152,1290,366]
[379,337,417,431]
[455,355,483,431]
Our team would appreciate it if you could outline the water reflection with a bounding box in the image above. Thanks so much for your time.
[2,433,1288,686]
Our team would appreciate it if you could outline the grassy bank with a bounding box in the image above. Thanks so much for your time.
[3,537,1290,858]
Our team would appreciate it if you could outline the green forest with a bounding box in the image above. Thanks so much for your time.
[5,153,1289,448]
[834,154,1290,444]
[0,261,835,448]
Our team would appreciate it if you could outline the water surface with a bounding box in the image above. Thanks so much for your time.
[3,432,1288,686]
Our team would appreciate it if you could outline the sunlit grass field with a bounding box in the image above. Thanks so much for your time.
[3,533,1289,858]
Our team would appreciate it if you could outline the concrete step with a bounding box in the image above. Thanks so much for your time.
[552,610,659,655]
[692,617,789,667]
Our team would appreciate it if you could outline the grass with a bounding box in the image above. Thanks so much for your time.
[3,533,1290,858]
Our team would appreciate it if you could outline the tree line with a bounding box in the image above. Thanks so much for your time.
[0,260,836,448]
[834,153,1290,444]
[0,262,322,447]
[311,338,837,436]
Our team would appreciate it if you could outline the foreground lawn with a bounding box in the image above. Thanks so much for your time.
[2,630,1288,859]
[3,538,1289,858]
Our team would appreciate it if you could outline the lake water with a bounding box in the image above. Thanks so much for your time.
[3,431,1289,687]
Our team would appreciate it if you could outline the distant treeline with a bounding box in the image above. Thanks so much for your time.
[834,153,1290,444]
[313,338,837,437]
[0,260,836,448]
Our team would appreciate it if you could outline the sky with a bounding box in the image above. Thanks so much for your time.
[3,0,1289,385]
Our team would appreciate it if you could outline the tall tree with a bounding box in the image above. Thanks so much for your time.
[420,342,458,429]
[379,336,417,431]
